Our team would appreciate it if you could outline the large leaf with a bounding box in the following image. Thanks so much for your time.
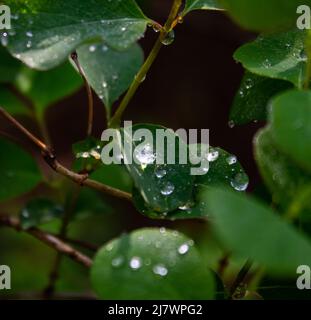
[133,146,249,220]
[118,124,195,214]
[255,128,311,210]
[14,62,83,116]
[234,30,307,89]
[230,72,292,125]
[76,42,143,112]
[5,0,149,70]
[91,228,215,299]
[183,0,224,15]
[220,0,311,32]
[270,90,311,173]
[206,188,311,276]
[0,139,42,201]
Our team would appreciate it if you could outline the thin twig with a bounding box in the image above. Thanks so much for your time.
[0,215,92,268]
[0,106,132,202]
[229,258,253,298]
[108,0,183,128]
[71,51,94,136]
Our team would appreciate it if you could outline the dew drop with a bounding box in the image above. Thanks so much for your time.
[26,31,33,37]
[155,168,167,178]
[130,257,142,270]
[178,243,190,255]
[230,172,249,191]
[226,155,237,165]
[153,264,168,277]
[207,150,219,162]
[161,182,175,196]
[263,59,272,68]
[152,24,162,33]
[111,256,124,268]
[228,120,235,128]
[1,32,8,46]
[161,30,175,46]
[245,78,253,89]
[159,227,166,234]
[26,40,32,48]
[89,45,96,52]
[102,81,108,88]
[134,143,156,165]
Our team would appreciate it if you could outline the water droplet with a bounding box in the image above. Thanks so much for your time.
[134,143,156,165]
[1,32,8,46]
[155,168,167,178]
[178,243,190,255]
[161,30,175,46]
[77,152,90,159]
[152,24,162,33]
[245,78,253,89]
[102,45,108,52]
[228,120,235,128]
[159,227,166,234]
[121,26,127,32]
[207,150,219,162]
[161,182,175,196]
[111,256,124,268]
[226,155,237,165]
[230,172,249,191]
[130,257,142,270]
[153,264,168,276]
[263,59,272,68]
[102,81,108,88]
[239,90,245,97]
[89,45,96,52]
[298,50,308,62]
[177,15,184,24]
[26,31,33,37]
[26,40,32,48]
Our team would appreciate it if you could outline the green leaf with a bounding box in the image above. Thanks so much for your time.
[183,0,224,15]
[14,62,83,116]
[270,90,311,173]
[119,124,195,214]
[0,46,21,83]
[90,165,134,194]
[20,198,64,230]
[76,42,143,112]
[234,30,307,89]
[6,0,149,70]
[220,0,311,32]
[133,146,249,220]
[255,127,311,210]
[74,188,114,219]
[230,72,292,125]
[91,228,215,299]
[0,138,42,201]
[0,85,30,116]
[206,188,311,276]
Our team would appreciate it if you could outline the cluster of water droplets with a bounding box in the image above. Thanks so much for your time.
[76,144,102,160]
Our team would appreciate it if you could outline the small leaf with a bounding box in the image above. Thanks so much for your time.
[6,0,150,70]
[14,62,83,116]
[0,138,42,201]
[20,198,64,230]
[206,188,311,276]
[76,42,143,113]
[183,0,224,15]
[91,228,215,299]
[220,0,311,32]
[255,127,311,210]
[270,90,311,173]
[234,30,307,88]
[230,72,292,125]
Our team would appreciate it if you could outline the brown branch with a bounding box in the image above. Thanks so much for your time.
[0,106,132,202]
[71,51,94,137]
[0,215,92,268]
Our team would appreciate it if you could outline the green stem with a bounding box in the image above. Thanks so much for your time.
[108,0,183,128]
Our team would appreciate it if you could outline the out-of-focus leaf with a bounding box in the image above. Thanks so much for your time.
[91,228,215,299]
[183,0,224,15]
[0,138,41,201]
